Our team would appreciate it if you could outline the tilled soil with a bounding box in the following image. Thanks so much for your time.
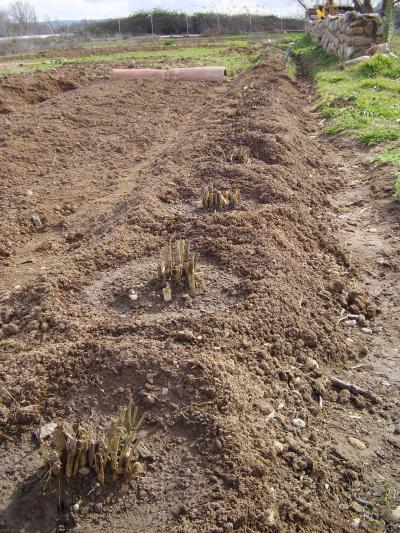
[0,49,399,533]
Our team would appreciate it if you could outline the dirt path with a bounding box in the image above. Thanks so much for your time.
[323,137,400,528]
[0,49,399,533]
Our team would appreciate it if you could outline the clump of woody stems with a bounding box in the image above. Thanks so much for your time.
[202,184,240,210]
[41,400,144,485]
[157,239,199,301]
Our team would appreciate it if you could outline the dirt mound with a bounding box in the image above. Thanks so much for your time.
[0,64,107,111]
[0,49,386,532]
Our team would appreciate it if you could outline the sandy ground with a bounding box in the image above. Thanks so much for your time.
[0,48,399,533]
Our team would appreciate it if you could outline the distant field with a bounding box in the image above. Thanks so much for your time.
[0,34,283,77]
[0,32,293,73]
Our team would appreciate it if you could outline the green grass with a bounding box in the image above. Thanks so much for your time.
[392,31,400,53]
[292,34,400,197]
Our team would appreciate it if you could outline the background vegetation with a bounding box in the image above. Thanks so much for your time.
[86,11,303,38]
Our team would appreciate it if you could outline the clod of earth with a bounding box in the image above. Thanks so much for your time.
[202,184,240,210]
[40,400,144,485]
[157,239,199,300]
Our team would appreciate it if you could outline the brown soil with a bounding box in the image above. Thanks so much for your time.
[0,48,399,533]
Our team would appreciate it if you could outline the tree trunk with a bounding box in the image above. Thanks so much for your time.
[383,0,395,41]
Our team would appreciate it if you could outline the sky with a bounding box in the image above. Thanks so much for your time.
[0,0,304,21]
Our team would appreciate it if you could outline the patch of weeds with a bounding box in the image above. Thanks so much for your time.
[220,39,250,48]
[286,58,296,80]
[354,53,400,79]
[359,128,400,145]
[381,483,399,505]
[251,51,262,63]
[164,38,176,47]
[360,77,400,94]
[375,146,400,167]
[292,34,339,75]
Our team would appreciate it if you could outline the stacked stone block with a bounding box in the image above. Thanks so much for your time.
[306,11,385,59]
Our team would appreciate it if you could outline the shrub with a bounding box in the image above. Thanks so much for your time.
[164,38,176,47]
[355,53,400,79]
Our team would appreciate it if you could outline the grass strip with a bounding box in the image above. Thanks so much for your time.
[291,34,400,198]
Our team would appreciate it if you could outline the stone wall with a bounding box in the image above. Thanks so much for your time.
[306,11,385,59]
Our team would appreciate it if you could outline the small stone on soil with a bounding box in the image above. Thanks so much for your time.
[361,328,373,335]
[36,422,57,440]
[348,436,367,450]
[350,501,363,513]
[292,418,306,429]
[31,216,43,229]
[305,357,319,371]
[129,289,139,301]
[392,506,400,523]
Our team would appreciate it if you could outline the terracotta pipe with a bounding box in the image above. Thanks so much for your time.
[168,67,227,82]
[111,66,227,83]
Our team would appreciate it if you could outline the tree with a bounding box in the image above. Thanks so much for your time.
[0,10,8,37]
[382,0,400,39]
[294,0,393,12]
[7,1,36,35]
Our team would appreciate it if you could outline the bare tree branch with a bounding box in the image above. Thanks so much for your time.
[294,0,308,10]
[7,1,36,35]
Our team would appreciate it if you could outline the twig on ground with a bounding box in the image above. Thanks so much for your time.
[330,377,382,404]
[4,388,20,408]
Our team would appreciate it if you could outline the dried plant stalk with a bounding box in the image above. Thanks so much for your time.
[40,400,144,485]
[203,184,240,210]
[157,239,199,300]
[230,146,250,163]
